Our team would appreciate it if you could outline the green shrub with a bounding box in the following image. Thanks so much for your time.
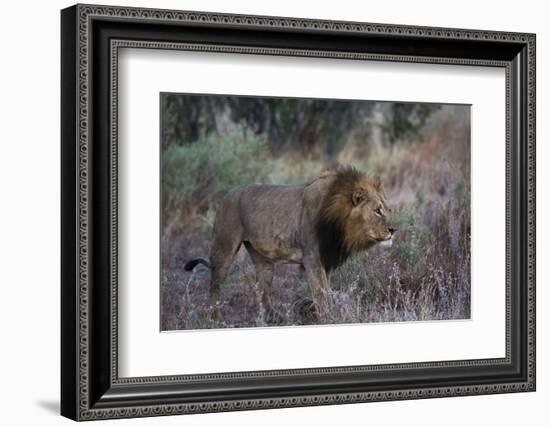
[331,256,363,292]
[162,125,269,227]
[392,208,431,270]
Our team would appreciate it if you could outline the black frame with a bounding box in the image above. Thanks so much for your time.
[61,4,536,421]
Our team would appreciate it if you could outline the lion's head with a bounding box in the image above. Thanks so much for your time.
[316,166,395,272]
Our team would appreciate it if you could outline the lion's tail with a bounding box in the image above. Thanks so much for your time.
[184,258,211,271]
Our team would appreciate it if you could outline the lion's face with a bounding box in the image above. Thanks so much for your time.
[345,177,395,250]
[317,168,396,270]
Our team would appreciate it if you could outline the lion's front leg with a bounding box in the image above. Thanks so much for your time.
[302,256,332,320]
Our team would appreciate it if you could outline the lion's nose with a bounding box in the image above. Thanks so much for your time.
[389,227,396,235]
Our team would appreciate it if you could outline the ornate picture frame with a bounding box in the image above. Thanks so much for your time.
[61,4,535,421]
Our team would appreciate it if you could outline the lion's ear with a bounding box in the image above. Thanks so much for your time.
[373,175,383,191]
[352,190,365,207]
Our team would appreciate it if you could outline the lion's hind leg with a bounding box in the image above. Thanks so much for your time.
[243,242,281,324]
[208,229,242,323]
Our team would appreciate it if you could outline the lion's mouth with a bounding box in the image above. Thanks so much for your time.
[378,236,393,248]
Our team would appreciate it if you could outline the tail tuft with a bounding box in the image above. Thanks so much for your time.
[184,258,210,271]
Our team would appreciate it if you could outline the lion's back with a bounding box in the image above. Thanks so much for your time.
[238,183,305,231]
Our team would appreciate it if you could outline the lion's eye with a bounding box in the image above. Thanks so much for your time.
[375,207,383,216]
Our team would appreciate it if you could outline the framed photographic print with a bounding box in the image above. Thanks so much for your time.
[61,3,536,421]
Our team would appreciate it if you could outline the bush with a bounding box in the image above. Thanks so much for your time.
[162,125,269,230]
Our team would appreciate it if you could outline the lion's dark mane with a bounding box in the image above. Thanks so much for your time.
[315,213,351,273]
[315,167,364,272]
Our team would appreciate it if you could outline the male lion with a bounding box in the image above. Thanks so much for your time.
[184,166,395,322]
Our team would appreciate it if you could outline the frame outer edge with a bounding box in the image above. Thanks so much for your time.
[77,2,90,420]
[527,33,535,390]
[68,4,536,420]
[61,4,80,422]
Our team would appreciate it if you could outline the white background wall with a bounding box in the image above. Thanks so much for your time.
[0,0,546,424]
